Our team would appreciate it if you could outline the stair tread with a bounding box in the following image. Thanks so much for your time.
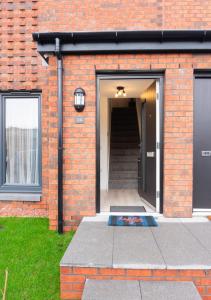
[110,166,138,171]
[82,279,201,300]
[111,139,139,141]
[110,169,137,178]
[109,178,137,181]
[109,179,138,189]
[110,175,137,179]
[111,149,139,154]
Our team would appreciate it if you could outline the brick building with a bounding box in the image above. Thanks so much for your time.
[1,0,211,232]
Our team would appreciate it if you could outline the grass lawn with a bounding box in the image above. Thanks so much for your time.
[0,218,74,300]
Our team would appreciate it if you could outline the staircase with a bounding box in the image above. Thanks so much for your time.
[109,107,139,189]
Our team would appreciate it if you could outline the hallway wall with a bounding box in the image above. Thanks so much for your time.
[100,96,110,191]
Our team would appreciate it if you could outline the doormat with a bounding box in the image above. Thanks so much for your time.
[108,216,158,227]
[110,206,146,213]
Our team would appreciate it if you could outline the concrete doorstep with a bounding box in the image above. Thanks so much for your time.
[82,279,202,300]
[60,219,211,299]
[60,220,211,269]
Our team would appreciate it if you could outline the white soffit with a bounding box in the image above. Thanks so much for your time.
[100,79,155,98]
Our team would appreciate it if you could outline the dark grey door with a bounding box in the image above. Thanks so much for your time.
[194,77,211,209]
[138,82,156,207]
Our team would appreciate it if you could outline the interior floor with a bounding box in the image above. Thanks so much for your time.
[100,189,155,213]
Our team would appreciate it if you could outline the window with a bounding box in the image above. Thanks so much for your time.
[0,93,41,193]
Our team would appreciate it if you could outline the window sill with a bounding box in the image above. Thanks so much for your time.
[0,193,41,202]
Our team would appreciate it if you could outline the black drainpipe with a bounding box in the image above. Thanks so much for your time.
[55,38,63,234]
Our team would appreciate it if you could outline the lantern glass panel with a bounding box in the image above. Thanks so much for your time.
[75,93,82,105]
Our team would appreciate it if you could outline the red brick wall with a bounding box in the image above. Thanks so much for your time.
[46,53,211,229]
[1,0,211,228]
[60,266,211,300]
[38,0,211,32]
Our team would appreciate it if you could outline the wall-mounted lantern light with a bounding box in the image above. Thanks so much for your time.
[74,87,85,112]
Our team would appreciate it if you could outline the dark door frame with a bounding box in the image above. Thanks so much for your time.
[96,71,164,214]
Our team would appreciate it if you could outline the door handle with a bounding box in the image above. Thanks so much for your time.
[201,151,211,157]
[147,151,155,158]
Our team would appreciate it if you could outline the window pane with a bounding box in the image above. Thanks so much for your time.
[5,98,39,185]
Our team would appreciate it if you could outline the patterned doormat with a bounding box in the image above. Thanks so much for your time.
[108,216,158,227]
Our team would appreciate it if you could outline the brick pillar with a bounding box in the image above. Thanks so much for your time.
[163,66,193,217]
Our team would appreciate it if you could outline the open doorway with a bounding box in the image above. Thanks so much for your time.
[97,74,162,214]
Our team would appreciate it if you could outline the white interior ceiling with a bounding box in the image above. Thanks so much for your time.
[100,79,155,98]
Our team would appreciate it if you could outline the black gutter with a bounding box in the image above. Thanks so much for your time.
[33,30,211,44]
[32,30,211,54]
[55,38,64,234]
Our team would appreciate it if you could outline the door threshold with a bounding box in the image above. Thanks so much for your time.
[98,212,161,216]
[193,210,211,216]
[140,197,156,212]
